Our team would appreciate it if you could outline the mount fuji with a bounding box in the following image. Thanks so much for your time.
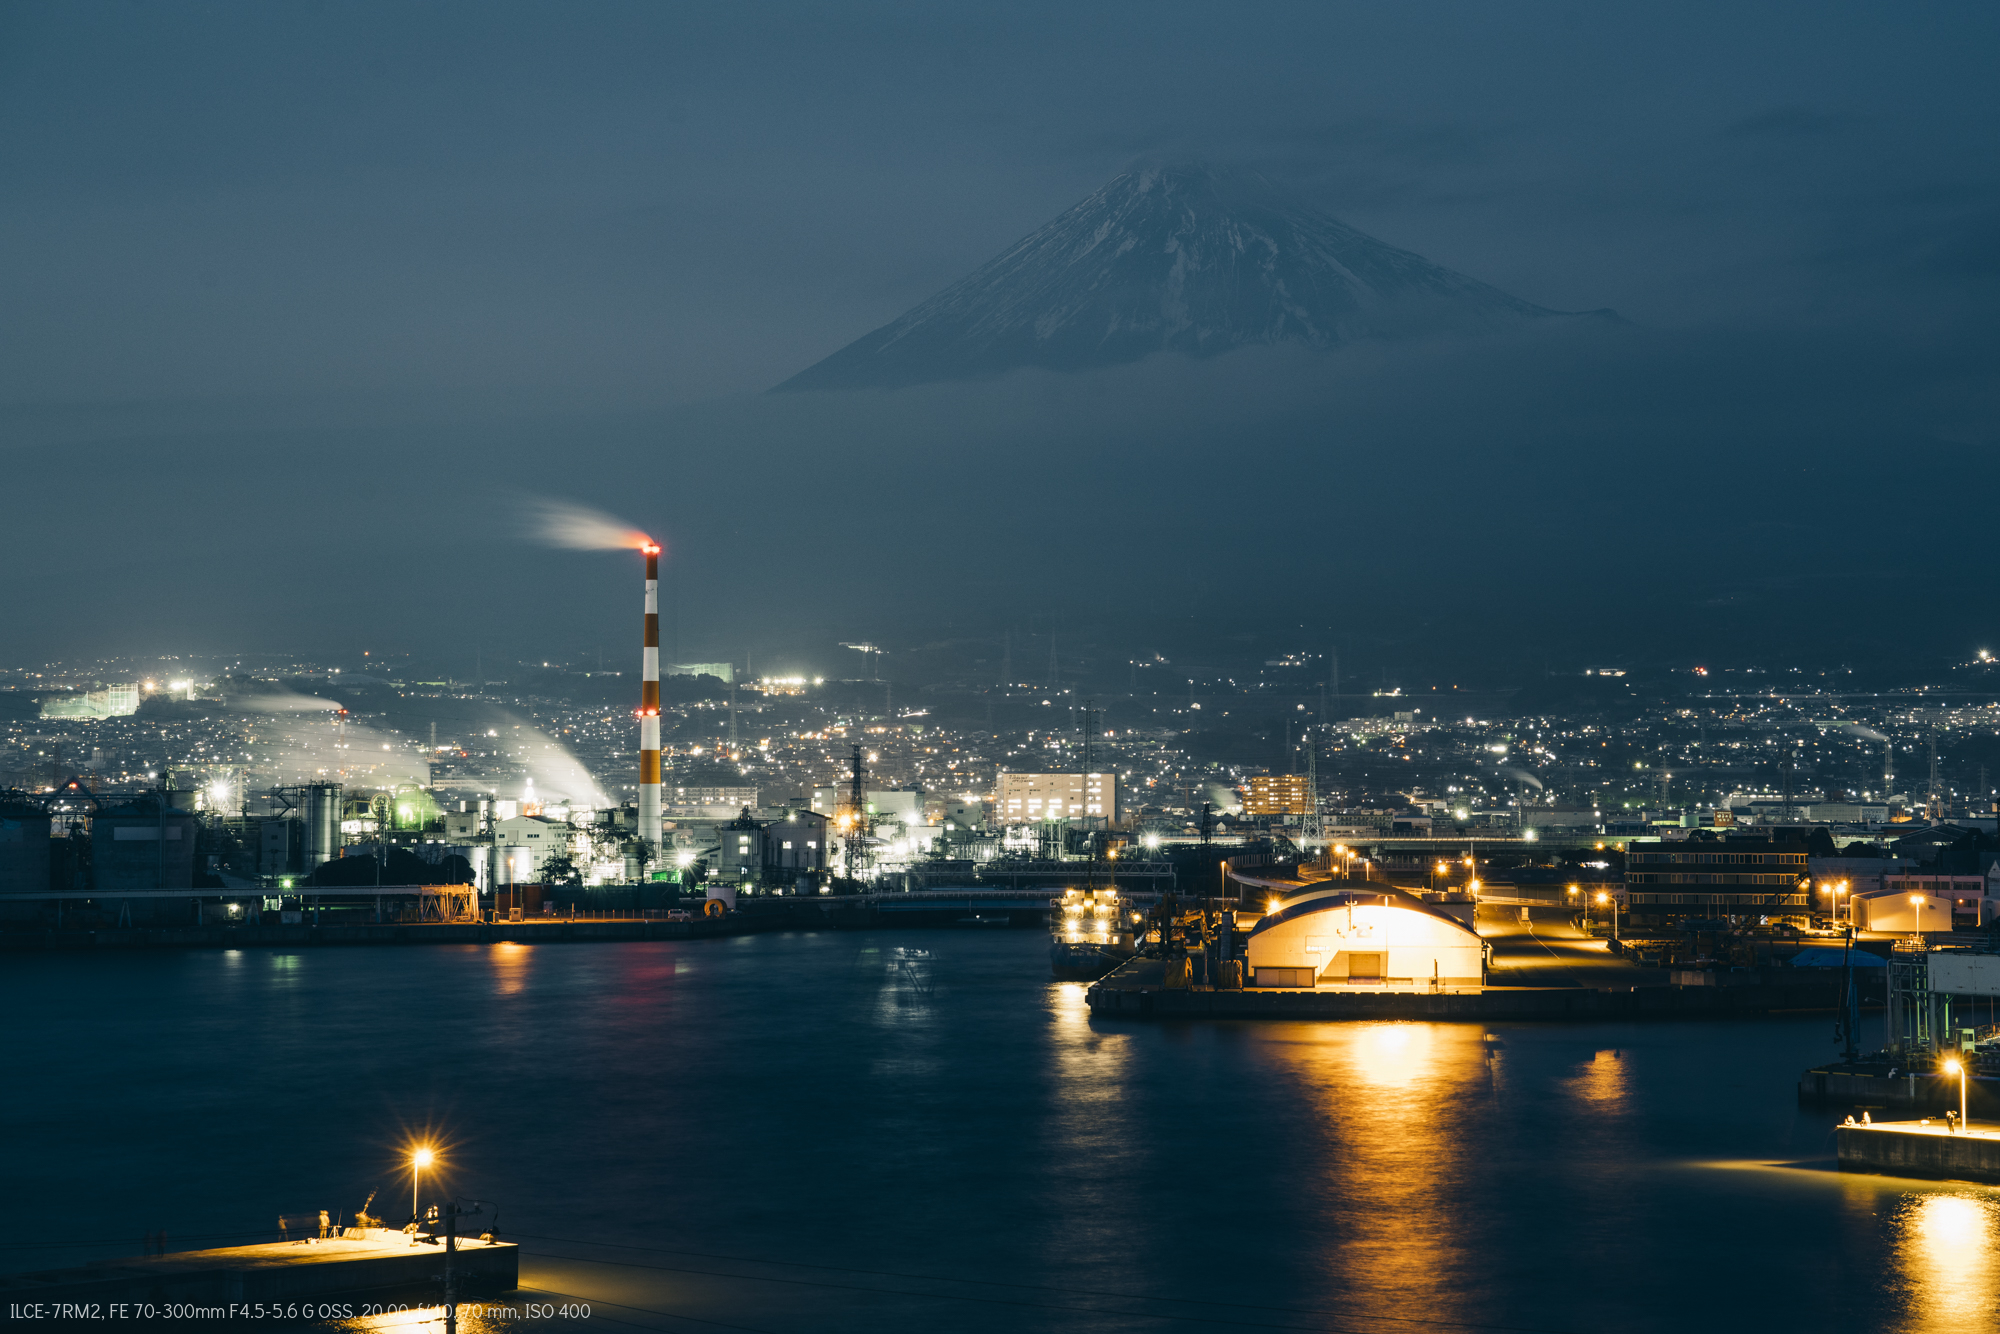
[775,162,1608,391]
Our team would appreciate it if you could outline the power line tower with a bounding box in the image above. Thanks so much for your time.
[1928,728,1944,820]
[1302,730,1324,846]
[841,743,871,882]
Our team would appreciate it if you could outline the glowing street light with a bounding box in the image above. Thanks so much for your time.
[1944,1057,1968,1127]
[1598,890,1618,942]
[411,1146,435,1225]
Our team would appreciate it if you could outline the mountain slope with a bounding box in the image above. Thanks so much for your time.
[775,162,1598,391]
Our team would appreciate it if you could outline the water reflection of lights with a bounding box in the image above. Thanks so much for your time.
[1895,1192,1999,1329]
[1348,1022,1436,1088]
[490,940,531,997]
[1049,981,1131,1156]
[334,1303,515,1333]
[1051,979,1091,1028]
[1262,1024,1480,1309]
[1565,1049,1631,1110]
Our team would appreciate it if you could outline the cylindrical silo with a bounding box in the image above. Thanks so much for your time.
[302,783,343,869]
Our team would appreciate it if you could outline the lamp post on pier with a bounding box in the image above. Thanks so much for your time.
[411,1146,434,1226]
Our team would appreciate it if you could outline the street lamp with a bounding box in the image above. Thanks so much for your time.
[1598,891,1618,942]
[412,1146,435,1224]
[1945,1057,1968,1128]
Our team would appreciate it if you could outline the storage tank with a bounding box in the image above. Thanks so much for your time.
[0,798,52,894]
[302,783,342,869]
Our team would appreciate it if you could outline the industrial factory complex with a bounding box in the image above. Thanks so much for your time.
[7,627,2000,972]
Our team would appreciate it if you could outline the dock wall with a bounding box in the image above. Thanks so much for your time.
[1087,979,1841,1021]
[1838,1124,2000,1184]
[0,1238,517,1310]
[0,906,884,952]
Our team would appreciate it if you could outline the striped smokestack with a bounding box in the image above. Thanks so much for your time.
[640,543,662,851]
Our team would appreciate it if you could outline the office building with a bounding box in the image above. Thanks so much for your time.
[995,773,1118,824]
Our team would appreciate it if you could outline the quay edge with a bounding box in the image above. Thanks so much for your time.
[1837,1122,2000,1184]
[1086,978,1844,1021]
[0,1234,517,1311]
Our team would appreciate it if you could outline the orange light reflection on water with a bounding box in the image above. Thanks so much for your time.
[1262,1023,1486,1308]
[1891,1191,2000,1331]
[490,941,532,997]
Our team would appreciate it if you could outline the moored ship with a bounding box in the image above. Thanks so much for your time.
[1049,885,1138,980]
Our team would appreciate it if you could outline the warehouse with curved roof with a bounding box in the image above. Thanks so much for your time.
[1243,884,1486,990]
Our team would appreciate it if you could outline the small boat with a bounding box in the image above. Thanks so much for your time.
[954,914,1013,928]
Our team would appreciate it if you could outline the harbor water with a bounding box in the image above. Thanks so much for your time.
[5,931,1996,1333]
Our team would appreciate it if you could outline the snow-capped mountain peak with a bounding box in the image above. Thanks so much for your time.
[775,162,1601,391]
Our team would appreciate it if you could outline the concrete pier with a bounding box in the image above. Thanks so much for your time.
[0,1231,517,1313]
[1838,1120,2000,1184]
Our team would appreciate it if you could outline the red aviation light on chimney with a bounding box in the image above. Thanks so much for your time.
[640,541,661,555]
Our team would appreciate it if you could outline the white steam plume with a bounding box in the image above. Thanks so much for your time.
[1497,765,1545,790]
[527,498,654,551]
[1829,722,1889,742]
[245,713,432,787]
[234,692,341,713]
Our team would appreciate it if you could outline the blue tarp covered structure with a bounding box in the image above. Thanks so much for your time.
[1789,946,1886,968]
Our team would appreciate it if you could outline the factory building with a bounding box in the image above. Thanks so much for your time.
[1623,837,1811,925]
[1244,885,1485,990]
[995,773,1119,825]
[0,798,52,894]
[491,813,574,879]
[39,683,140,720]
[1851,887,1980,933]
[668,785,759,816]
[712,808,830,888]
[666,662,734,683]
[91,795,198,892]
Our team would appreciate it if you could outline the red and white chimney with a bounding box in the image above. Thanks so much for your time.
[640,542,662,851]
